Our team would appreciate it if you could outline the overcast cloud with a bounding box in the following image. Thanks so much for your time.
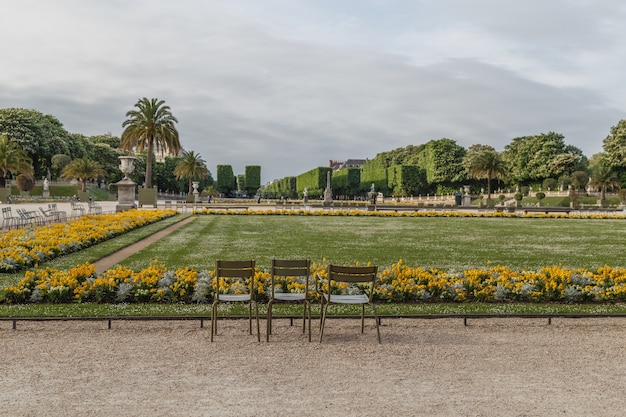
[1,0,624,182]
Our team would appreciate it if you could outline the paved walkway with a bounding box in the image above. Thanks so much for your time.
[93,215,196,273]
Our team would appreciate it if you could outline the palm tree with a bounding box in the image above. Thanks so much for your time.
[120,98,181,188]
[0,134,34,187]
[467,149,507,201]
[174,150,209,194]
[61,158,107,192]
[589,161,620,202]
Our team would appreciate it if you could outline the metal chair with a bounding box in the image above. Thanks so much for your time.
[71,201,86,217]
[318,265,381,343]
[266,259,312,342]
[15,208,45,227]
[2,207,20,229]
[211,260,260,342]
[48,204,67,222]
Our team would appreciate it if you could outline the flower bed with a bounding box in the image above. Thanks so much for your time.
[4,259,625,304]
[194,207,626,220]
[0,210,177,272]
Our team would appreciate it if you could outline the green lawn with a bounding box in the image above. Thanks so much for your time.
[3,214,626,317]
[118,215,626,271]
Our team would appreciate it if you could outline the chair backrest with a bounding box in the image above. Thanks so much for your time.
[326,265,378,302]
[270,259,310,298]
[214,260,256,301]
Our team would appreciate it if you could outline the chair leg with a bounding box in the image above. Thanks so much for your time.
[211,301,218,342]
[372,304,381,344]
[306,301,312,342]
[254,301,260,342]
[319,303,329,343]
[266,300,273,342]
[361,304,365,333]
[248,302,252,335]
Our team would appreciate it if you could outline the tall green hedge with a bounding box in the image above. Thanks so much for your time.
[332,167,361,197]
[296,167,332,198]
[360,159,389,194]
[387,165,428,196]
[216,164,235,195]
[244,165,261,197]
[262,177,296,198]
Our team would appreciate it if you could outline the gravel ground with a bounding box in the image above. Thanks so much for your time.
[1,316,625,417]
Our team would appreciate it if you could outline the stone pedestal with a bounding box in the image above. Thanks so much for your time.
[116,178,137,212]
[43,190,50,198]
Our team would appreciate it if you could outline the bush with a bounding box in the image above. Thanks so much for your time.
[16,174,34,192]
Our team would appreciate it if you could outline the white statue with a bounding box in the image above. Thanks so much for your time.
[43,178,49,191]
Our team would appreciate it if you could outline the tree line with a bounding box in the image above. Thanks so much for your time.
[262,128,624,202]
[1,102,624,202]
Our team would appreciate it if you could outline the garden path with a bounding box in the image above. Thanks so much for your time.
[93,215,197,273]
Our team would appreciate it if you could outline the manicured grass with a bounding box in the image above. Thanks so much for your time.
[118,215,626,271]
[1,301,624,318]
[3,214,626,318]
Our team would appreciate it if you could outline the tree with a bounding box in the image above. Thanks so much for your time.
[0,108,73,178]
[0,134,34,187]
[216,165,235,195]
[602,119,626,171]
[51,154,72,178]
[61,158,107,192]
[416,138,466,184]
[466,147,507,201]
[502,132,580,183]
[120,98,181,188]
[589,159,620,203]
[174,150,209,194]
[244,165,261,197]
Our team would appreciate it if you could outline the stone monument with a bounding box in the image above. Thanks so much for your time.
[116,156,137,212]
[323,171,333,206]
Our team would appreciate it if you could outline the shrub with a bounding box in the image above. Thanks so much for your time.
[16,174,35,192]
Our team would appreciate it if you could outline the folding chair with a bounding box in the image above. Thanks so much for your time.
[2,207,20,229]
[319,265,380,343]
[266,259,312,342]
[211,260,260,342]
[48,203,67,222]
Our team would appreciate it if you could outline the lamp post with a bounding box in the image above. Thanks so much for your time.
[116,156,137,211]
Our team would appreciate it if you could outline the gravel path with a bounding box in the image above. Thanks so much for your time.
[1,317,625,416]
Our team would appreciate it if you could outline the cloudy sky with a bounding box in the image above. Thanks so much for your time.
[1,0,624,183]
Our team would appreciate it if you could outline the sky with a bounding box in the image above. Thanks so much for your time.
[1,0,624,183]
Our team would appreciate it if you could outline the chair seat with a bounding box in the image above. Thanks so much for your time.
[273,293,306,302]
[324,293,369,304]
[218,293,252,302]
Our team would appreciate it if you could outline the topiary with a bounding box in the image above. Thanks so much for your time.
[16,174,35,192]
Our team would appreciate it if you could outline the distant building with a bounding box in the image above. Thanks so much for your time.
[329,159,368,170]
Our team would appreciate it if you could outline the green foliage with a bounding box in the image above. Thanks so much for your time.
[0,108,74,177]
[465,145,507,198]
[502,132,585,183]
[0,134,34,187]
[61,158,106,192]
[244,165,261,196]
[121,98,181,188]
[602,119,626,171]
[331,167,360,196]
[360,159,389,194]
[296,167,332,197]
[261,177,296,198]
[173,150,210,194]
[16,174,34,191]
[216,164,235,195]
[387,165,427,196]
[417,138,466,184]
